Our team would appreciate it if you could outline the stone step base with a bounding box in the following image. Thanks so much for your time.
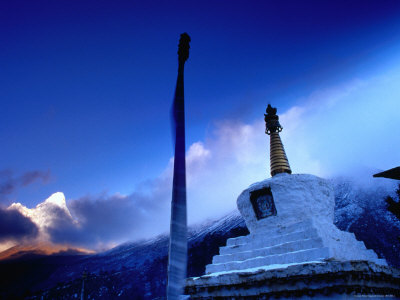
[208,217,387,276]
[206,247,329,273]
[187,261,400,299]
[213,237,324,264]
[226,219,313,246]
[220,227,318,255]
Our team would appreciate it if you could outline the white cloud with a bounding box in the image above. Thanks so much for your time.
[285,71,400,176]
[10,192,75,243]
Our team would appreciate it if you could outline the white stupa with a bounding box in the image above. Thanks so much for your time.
[186,106,399,298]
[205,173,386,275]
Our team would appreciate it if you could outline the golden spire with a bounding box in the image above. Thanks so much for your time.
[265,104,292,177]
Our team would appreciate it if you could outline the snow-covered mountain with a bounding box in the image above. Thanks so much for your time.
[332,176,400,268]
[1,176,399,299]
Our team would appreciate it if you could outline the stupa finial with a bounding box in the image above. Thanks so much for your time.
[264,105,292,177]
[264,104,281,134]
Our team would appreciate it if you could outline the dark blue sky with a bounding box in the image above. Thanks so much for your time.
[1,1,400,210]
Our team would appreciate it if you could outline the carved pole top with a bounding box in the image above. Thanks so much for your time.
[178,32,191,64]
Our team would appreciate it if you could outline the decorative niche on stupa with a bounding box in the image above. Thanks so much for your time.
[249,187,277,220]
[185,105,400,299]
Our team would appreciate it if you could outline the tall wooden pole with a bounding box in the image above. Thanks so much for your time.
[167,33,190,299]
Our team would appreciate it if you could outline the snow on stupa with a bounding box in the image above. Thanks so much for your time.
[185,105,400,298]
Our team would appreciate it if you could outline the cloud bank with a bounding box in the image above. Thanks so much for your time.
[0,207,39,243]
